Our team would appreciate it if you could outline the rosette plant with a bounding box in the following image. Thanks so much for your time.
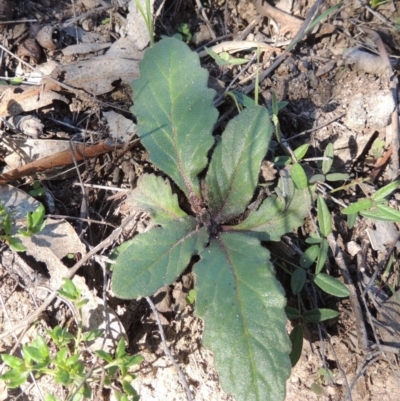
[111,37,310,401]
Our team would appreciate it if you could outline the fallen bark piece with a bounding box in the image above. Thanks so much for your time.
[0,140,123,184]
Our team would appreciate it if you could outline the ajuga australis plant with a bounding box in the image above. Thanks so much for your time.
[111,37,311,401]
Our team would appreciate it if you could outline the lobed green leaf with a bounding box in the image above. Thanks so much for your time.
[195,233,291,401]
[230,172,312,241]
[205,106,272,221]
[128,174,187,225]
[131,38,218,199]
[111,217,208,299]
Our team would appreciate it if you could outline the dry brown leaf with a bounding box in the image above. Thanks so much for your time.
[0,83,67,117]
[51,56,140,95]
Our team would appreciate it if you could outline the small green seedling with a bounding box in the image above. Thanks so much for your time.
[342,180,400,222]
[185,289,196,305]
[0,279,142,401]
[309,143,350,184]
[29,181,46,197]
[205,47,249,66]
[311,367,335,395]
[0,202,47,252]
[109,37,339,401]
[18,204,46,237]
[177,23,192,42]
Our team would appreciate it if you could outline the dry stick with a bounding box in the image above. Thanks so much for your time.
[319,325,353,401]
[62,4,115,27]
[244,0,325,95]
[0,213,137,341]
[326,233,369,351]
[146,296,193,401]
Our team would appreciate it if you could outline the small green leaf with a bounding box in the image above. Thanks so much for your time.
[309,174,326,184]
[311,382,324,395]
[372,180,400,201]
[315,238,328,274]
[116,338,126,359]
[326,173,350,181]
[7,237,27,252]
[289,325,303,367]
[317,196,331,237]
[82,329,104,342]
[314,273,350,297]
[293,144,309,161]
[342,199,373,214]
[31,204,45,228]
[3,214,11,235]
[55,348,69,366]
[347,213,357,229]
[195,233,291,401]
[186,289,196,304]
[55,369,70,385]
[123,354,143,368]
[112,218,208,299]
[303,308,339,323]
[205,106,272,221]
[291,268,306,295]
[95,350,113,363]
[1,371,30,388]
[230,90,255,108]
[305,234,322,244]
[132,38,218,199]
[291,163,308,190]
[58,278,79,300]
[322,143,334,174]
[128,174,187,225]
[300,245,319,269]
[31,335,49,360]
[273,156,292,167]
[23,346,45,363]
[1,354,24,370]
[44,394,59,401]
[361,204,400,222]
[285,306,301,319]
[122,380,136,396]
[230,176,311,241]
[26,210,33,231]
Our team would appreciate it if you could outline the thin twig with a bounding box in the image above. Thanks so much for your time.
[146,296,193,401]
[194,0,216,40]
[327,233,369,351]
